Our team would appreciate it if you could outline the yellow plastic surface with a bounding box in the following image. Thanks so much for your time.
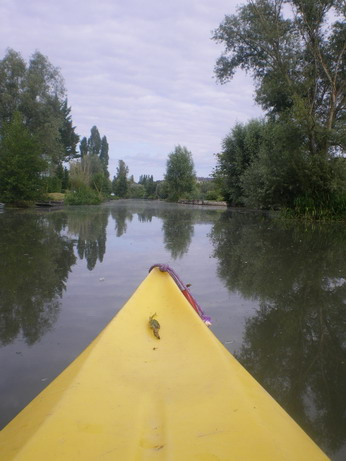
[0,268,329,460]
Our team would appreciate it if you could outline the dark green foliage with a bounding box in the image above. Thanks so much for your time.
[164,145,196,201]
[112,160,129,198]
[0,49,79,198]
[215,118,346,216]
[88,126,101,156]
[138,174,157,198]
[100,136,109,177]
[212,0,346,218]
[64,186,103,205]
[80,137,88,157]
[70,126,111,202]
[214,120,266,206]
[156,181,169,200]
[0,112,46,202]
[127,183,146,198]
[59,99,80,161]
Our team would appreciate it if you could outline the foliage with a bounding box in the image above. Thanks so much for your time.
[213,119,266,206]
[0,49,79,170]
[68,125,111,202]
[138,174,157,198]
[0,49,79,196]
[80,137,88,157]
[0,112,46,202]
[87,125,101,156]
[212,0,346,217]
[112,160,129,198]
[100,135,109,177]
[156,181,169,199]
[164,145,196,201]
[64,185,103,205]
[128,183,146,198]
[59,99,80,161]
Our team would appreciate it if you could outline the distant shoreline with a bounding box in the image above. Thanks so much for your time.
[178,199,227,207]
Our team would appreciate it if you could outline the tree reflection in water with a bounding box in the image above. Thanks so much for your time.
[110,204,133,237]
[66,208,109,270]
[210,211,346,455]
[0,212,76,345]
[161,209,194,259]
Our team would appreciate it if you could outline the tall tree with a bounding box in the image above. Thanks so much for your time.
[88,125,101,156]
[100,135,109,177]
[59,99,80,161]
[0,112,46,202]
[21,51,66,170]
[212,0,346,159]
[213,119,266,206]
[0,49,26,126]
[80,137,88,157]
[112,160,129,198]
[212,0,346,213]
[0,49,79,173]
[165,145,196,201]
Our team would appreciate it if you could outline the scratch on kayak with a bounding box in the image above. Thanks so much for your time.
[153,445,165,450]
[198,430,225,438]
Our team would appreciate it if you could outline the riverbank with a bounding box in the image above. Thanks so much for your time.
[178,199,227,207]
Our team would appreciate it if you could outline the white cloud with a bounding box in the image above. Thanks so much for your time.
[1,0,263,180]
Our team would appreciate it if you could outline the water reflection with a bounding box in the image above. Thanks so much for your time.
[110,204,133,237]
[66,208,109,270]
[162,209,194,259]
[210,211,346,454]
[0,212,76,345]
[1,202,345,458]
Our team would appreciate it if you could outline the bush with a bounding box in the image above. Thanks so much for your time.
[65,187,103,205]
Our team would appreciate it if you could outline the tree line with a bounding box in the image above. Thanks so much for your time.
[2,0,344,217]
[0,49,207,205]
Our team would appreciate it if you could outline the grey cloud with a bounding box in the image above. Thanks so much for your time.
[1,0,262,180]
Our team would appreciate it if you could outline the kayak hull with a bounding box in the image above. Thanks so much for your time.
[0,268,329,460]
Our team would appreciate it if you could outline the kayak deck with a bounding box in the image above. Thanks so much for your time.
[0,267,329,460]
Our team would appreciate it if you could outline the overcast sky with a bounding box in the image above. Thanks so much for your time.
[1,0,263,180]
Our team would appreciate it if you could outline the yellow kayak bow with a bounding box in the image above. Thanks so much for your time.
[0,266,329,460]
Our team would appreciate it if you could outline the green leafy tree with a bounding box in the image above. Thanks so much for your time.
[164,145,196,201]
[0,112,46,203]
[59,99,80,161]
[112,160,129,198]
[0,49,79,184]
[0,49,26,126]
[138,174,157,198]
[20,51,67,170]
[100,135,109,177]
[88,125,101,156]
[80,136,88,157]
[212,0,346,215]
[214,119,266,206]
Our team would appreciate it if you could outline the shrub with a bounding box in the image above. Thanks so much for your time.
[65,186,103,205]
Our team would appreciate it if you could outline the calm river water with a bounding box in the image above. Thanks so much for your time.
[0,200,345,459]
